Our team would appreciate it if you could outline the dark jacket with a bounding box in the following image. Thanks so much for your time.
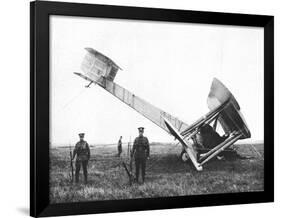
[118,139,122,151]
[132,136,150,159]
[73,140,90,161]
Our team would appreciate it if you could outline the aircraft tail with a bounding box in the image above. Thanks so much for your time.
[77,48,189,134]
[80,48,121,84]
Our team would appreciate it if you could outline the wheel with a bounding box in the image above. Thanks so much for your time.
[180,150,189,162]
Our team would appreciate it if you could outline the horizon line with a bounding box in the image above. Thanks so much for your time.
[50,139,264,148]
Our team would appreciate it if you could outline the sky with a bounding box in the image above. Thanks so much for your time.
[50,15,264,146]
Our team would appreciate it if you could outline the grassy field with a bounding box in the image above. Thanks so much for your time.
[50,142,264,203]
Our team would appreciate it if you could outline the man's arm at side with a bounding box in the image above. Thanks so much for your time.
[132,138,137,157]
[86,142,90,160]
[72,143,77,160]
[146,137,150,158]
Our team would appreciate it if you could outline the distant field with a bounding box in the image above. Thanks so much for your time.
[50,142,264,203]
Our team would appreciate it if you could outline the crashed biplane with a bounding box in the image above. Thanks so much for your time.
[74,48,251,171]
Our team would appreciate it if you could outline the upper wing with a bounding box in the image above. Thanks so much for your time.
[207,78,251,139]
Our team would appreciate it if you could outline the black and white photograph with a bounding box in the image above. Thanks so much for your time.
[0,0,279,217]
[49,15,264,203]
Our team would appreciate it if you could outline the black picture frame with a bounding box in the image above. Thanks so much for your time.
[30,1,274,217]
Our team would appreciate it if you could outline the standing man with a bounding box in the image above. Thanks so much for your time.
[72,133,90,184]
[117,136,123,157]
[132,127,150,183]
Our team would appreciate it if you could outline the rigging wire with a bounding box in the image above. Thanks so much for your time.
[62,88,87,110]
[248,144,264,160]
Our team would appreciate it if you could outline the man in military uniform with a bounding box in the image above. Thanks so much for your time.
[72,133,90,184]
[132,127,150,183]
[117,136,123,157]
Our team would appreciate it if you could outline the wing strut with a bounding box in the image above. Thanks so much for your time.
[163,117,202,171]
